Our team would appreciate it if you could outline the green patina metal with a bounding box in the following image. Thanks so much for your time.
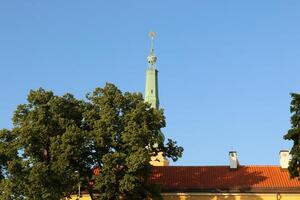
[144,32,166,147]
[145,32,159,109]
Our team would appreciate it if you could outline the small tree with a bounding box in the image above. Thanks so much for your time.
[0,83,183,200]
[284,93,300,179]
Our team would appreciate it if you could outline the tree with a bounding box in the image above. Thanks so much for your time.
[0,83,183,200]
[0,88,90,200]
[284,93,300,179]
[85,83,183,200]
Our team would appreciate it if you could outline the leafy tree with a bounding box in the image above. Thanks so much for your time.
[0,88,89,200]
[284,93,300,179]
[0,83,183,200]
[85,84,183,200]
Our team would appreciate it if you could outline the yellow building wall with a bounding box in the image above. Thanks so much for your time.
[163,193,300,200]
[66,193,300,200]
[150,152,169,166]
[64,194,91,200]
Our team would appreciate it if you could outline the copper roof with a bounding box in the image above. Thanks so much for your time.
[150,166,300,193]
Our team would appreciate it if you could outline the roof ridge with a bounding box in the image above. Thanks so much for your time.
[154,165,281,168]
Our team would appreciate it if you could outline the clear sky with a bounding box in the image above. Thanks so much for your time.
[1,1,300,166]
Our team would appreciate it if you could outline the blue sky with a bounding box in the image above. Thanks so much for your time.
[1,1,300,166]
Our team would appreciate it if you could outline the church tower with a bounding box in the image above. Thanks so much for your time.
[145,32,159,109]
[145,32,169,166]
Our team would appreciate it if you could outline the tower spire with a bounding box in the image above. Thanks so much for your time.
[145,32,159,109]
[144,32,169,166]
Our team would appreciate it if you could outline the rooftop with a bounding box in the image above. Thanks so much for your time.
[150,165,300,193]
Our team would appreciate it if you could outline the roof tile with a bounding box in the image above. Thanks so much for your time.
[150,166,300,193]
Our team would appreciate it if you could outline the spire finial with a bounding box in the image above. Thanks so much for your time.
[149,31,155,50]
[147,31,157,68]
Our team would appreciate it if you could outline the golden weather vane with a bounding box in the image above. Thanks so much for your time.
[147,32,157,67]
[149,31,156,50]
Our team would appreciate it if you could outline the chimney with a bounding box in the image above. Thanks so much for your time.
[229,151,238,169]
[279,150,290,169]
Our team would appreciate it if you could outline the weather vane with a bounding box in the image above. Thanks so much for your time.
[147,31,157,67]
[149,31,156,39]
[149,32,156,50]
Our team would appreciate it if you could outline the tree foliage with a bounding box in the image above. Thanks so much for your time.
[0,83,183,200]
[284,93,300,179]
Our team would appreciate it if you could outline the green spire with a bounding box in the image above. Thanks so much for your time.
[145,32,159,109]
[144,33,168,166]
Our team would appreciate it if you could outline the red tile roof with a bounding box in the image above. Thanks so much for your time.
[150,166,300,193]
